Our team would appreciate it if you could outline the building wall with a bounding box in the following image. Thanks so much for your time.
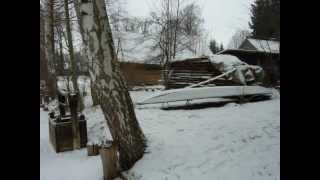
[119,62,161,87]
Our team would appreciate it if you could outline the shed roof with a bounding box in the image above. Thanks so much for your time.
[244,38,279,53]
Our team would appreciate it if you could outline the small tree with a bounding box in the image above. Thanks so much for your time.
[148,0,204,88]
[249,0,280,40]
[219,44,224,52]
[209,39,221,54]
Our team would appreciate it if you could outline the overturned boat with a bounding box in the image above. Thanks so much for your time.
[136,85,272,105]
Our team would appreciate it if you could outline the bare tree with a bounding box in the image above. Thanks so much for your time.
[150,0,180,88]
[55,24,66,75]
[148,0,204,88]
[41,4,52,94]
[42,0,59,98]
[227,29,251,49]
[42,0,85,149]
[77,0,146,171]
[62,0,83,149]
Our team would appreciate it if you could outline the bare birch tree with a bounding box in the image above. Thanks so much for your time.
[76,0,146,171]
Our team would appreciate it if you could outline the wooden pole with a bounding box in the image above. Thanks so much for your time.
[187,68,236,88]
[69,93,81,149]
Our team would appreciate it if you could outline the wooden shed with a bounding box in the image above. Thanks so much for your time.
[218,38,280,86]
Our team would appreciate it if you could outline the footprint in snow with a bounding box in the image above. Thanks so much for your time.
[188,114,200,119]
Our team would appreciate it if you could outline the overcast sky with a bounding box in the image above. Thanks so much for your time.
[126,0,255,47]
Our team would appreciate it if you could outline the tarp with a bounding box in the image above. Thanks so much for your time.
[209,55,264,85]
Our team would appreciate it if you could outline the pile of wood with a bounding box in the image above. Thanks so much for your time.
[167,57,237,89]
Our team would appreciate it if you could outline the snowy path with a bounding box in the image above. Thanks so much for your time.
[40,90,280,180]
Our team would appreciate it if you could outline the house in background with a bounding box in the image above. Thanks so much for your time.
[239,38,279,53]
[218,38,280,86]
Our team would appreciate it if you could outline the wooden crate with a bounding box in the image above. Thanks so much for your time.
[49,115,87,153]
[87,144,101,156]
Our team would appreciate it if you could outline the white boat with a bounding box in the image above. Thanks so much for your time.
[137,86,272,105]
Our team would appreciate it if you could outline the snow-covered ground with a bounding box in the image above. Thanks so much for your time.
[40,89,280,180]
[40,109,103,180]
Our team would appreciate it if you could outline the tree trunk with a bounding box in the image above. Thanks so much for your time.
[44,0,57,97]
[57,26,65,75]
[90,82,99,106]
[64,0,78,93]
[69,93,81,149]
[78,0,146,171]
[74,0,99,106]
[172,0,180,60]
[64,0,81,149]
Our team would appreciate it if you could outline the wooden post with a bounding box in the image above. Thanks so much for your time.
[69,93,81,149]
[58,93,66,117]
[99,141,119,180]
[87,143,100,156]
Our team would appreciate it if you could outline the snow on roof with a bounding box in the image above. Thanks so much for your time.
[172,54,208,62]
[246,38,279,53]
[171,54,247,70]
[209,54,247,72]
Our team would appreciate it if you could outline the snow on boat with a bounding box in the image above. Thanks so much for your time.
[136,86,272,105]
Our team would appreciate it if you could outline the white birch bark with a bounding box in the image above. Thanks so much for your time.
[78,0,146,171]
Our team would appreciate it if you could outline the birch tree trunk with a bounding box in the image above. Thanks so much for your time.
[74,0,99,106]
[64,0,81,149]
[78,0,146,171]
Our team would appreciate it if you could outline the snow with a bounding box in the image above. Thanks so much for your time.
[247,38,279,53]
[128,90,280,180]
[209,54,247,72]
[83,106,113,144]
[40,110,103,180]
[57,76,93,108]
[40,88,280,180]
[131,85,165,91]
[208,55,264,85]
